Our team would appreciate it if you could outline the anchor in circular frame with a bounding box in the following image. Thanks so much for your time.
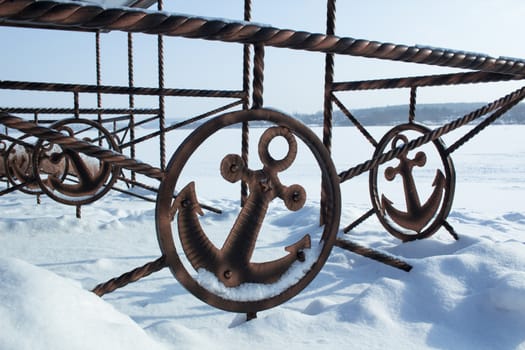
[156,108,341,313]
[369,123,456,241]
[172,126,311,288]
[4,135,53,195]
[32,118,121,206]
[380,134,446,233]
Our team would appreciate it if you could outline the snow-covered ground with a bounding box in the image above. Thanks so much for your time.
[0,124,524,350]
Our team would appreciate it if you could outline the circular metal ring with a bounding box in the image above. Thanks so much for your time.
[369,123,455,241]
[4,135,45,195]
[258,126,297,172]
[32,118,121,206]
[156,108,341,313]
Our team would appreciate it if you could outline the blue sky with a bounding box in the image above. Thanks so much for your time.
[1,1,525,118]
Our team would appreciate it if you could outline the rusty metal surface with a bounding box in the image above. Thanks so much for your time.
[0,140,6,178]
[331,71,523,91]
[338,85,525,183]
[156,109,341,313]
[0,112,165,180]
[119,100,244,150]
[335,239,412,272]
[0,107,160,115]
[92,256,167,297]
[336,85,525,241]
[369,123,455,241]
[0,79,245,98]
[1,0,524,319]
[33,118,121,205]
[4,134,44,195]
[2,1,525,76]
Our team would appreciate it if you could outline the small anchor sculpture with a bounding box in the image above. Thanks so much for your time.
[8,146,34,185]
[45,146,109,197]
[381,134,446,233]
[0,141,6,178]
[43,126,110,197]
[172,126,311,288]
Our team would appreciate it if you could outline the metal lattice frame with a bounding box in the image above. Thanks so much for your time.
[1,0,524,318]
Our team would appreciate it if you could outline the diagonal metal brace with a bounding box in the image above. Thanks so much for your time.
[335,239,412,272]
[92,256,167,297]
[0,113,165,181]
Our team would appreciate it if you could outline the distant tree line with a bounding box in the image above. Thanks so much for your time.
[164,103,525,129]
[293,103,525,126]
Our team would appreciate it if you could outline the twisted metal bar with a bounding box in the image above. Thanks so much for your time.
[157,0,165,171]
[0,80,245,98]
[446,92,524,154]
[442,220,459,240]
[73,91,79,118]
[128,32,136,183]
[0,133,34,148]
[96,30,102,137]
[0,113,165,180]
[332,71,523,91]
[0,107,159,114]
[409,86,417,123]
[335,239,412,272]
[320,0,336,225]
[116,176,222,214]
[92,256,167,296]
[2,1,525,76]
[343,208,375,233]
[332,94,377,147]
[0,182,29,196]
[339,85,525,183]
[323,0,336,155]
[118,99,243,149]
[240,0,251,207]
[252,44,264,109]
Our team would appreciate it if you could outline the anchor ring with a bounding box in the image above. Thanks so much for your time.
[258,126,297,172]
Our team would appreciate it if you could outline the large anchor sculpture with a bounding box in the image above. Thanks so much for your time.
[173,126,310,288]
[381,134,446,233]
[156,109,341,314]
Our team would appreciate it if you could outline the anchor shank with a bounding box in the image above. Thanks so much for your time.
[221,188,269,264]
[399,160,422,213]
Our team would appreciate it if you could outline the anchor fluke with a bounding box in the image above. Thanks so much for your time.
[382,168,446,233]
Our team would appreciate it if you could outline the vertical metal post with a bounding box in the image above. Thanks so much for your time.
[96,30,102,145]
[321,0,336,225]
[74,91,80,118]
[241,0,252,207]
[409,86,417,123]
[252,44,264,110]
[34,111,40,206]
[323,0,336,155]
[128,32,136,183]
[158,0,166,171]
